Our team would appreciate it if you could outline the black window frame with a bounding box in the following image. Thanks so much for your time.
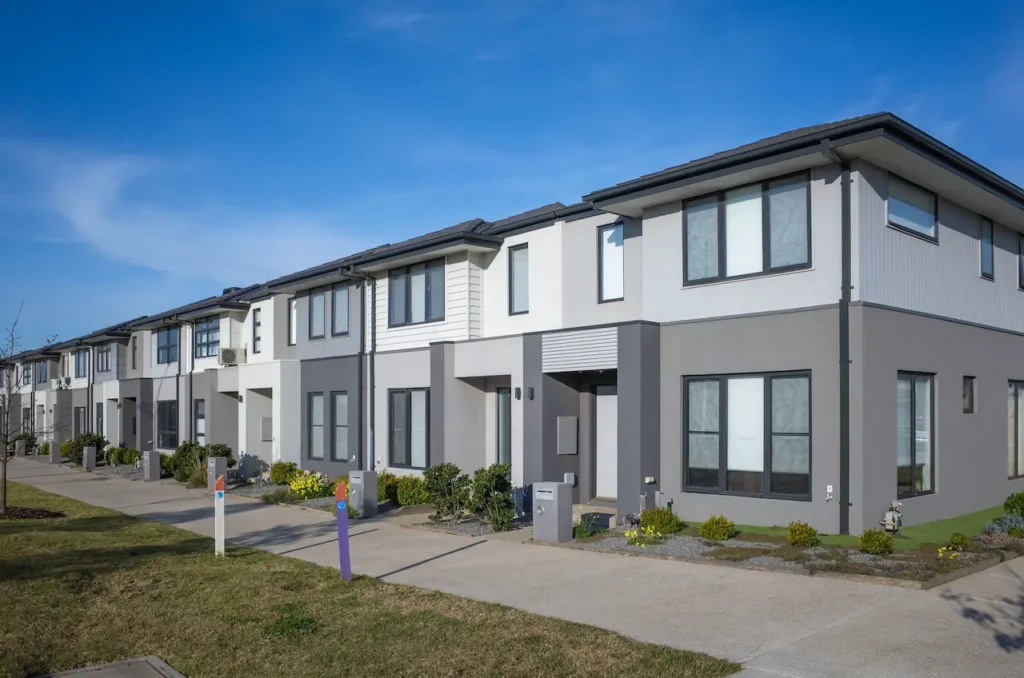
[308,391,325,460]
[252,308,262,354]
[35,361,46,384]
[496,386,512,465]
[683,171,812,286]
[980,218,995,281]
[288,298,297,346]
[194,315,220,359]
[896,371,935,499]
[194,398,206,444]
[21,364,30,385]
[156,327,179,365]
[74,349,89,379]
[508,244,530,315]
[73,406,87,436]
[962,376,976,414]
[597,222,625,303]
[388,257,446,328]
[887,174,939,244]
[1010,381,1024,480]
[96,402,104,437]
[331,390,349,462]
[95,344,111,373]
[388,387,430,469]
[331,283,350,336]
[308,287,326,340]
[682,370,812,501]
[157,400,178,450]
[131,335,138,369]
[1018,236,1024,291]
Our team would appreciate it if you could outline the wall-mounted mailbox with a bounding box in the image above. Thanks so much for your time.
[556,416,578,455]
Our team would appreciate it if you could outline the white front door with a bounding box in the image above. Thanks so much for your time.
[595,387,618,499]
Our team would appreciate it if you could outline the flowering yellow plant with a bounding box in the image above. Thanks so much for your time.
[625,525,663,548]
[937,546,961,561]
[289,471,333,499]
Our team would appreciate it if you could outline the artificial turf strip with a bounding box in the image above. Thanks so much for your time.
[0,482,739,678]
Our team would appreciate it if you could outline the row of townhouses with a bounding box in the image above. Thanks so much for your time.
[6,113,1024,534]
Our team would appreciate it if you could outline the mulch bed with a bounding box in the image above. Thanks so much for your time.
[0,506,66,520]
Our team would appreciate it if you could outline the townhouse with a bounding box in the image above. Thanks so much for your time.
[7,112,1023,535]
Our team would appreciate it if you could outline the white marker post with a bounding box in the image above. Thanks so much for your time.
[214,474,225,556]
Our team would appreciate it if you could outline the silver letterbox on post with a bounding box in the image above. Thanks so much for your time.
[83,446,96,471]
[49,441,61,465]
[532,482,572,543]
[349,470,378,519]
[143,449,160,481]
[207,456,227,490]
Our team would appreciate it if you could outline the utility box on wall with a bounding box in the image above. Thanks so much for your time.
[556,416,578,455]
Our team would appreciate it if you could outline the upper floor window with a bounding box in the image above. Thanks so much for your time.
[95,345,111,373]
[194,316,219,358]
[1019,237,1024,291]
[131,336,138,369]
[288,298,298,345]
[309,288,326,339]
[598,223,624,302]
[509,244,529,315]
[332,283,349,336]
[21,364,30,385]
[981,218,994,281]
[685,173,810,285]
[61,354,68,378]
[74,349,89,378]
[35,361,46,384]
[252,308,262,354]
[389,258,445,327]
[888,175,937,242]
[157,327,179,364]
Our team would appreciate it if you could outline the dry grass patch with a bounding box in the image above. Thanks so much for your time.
[0,482,738,678]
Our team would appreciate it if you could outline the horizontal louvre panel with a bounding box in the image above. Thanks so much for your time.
[542,328,617,373]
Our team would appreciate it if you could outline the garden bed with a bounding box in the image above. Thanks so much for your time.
[419,514,531,537]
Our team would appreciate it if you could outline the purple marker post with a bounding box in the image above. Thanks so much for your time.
[336,481,352,581]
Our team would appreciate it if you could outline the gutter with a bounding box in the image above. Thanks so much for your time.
[343,266,375,471]
[482,203,596,236]
[839,159,852,535]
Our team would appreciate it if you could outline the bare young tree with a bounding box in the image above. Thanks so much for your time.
[0,303,57,515]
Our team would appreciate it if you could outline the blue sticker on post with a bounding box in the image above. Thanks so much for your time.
[337,500,347,510]
[216,491,224,500]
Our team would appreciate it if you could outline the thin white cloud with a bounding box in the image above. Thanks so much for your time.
[365,11,429,31]
[4,142,370,288]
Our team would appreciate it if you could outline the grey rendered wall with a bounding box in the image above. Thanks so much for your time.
[280,282,361,361]
[429,342,487,474]
[372,348,430,471]
[118,378,152,452]
[244,388,273,464]
[53,389,73,447]
[856,305,1024,531]
[617,322,661,518]
[300,355,361,476]
[856,160,1024,332]
[561,213,643,328]
[125,332,144,380]
[660,307,841,533]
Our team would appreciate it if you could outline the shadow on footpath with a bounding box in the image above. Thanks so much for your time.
[940,562,1024,652]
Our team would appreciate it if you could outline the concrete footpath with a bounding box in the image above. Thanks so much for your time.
[7,459,1023,678]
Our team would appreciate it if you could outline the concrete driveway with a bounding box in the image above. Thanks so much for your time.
[7,459,1023,677]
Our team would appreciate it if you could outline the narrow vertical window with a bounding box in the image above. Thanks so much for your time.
[331,284,349,335]
[309,393,324,459]
[767,176,809,269]
[157,400,178,449]
[73,407,86,436]
[1008,382,1024,479]
[770,376,810,495]
[332,392,348,461]
[288,298,298,345]
[96,403,104,438]
[509,244,529,315]
[496,387,512,465]
[389,268,408,326]
[963,376,976,414]
[75,349,89,378]
[684,198,718,282]
[725,185,763,276]
[131,335,138,369]
[1017,236,1024,290]
[309,288,326,339]
[598,223,624,302]
[897,372,934,497]
[726,377,764,493]
[389,391,408,467]
[981,218,994,280]
[194,399,206,445]
[252,308,262,354]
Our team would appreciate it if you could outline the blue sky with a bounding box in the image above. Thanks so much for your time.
[1,0,1022,349]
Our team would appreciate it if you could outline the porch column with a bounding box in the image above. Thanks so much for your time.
[617,322,661,519]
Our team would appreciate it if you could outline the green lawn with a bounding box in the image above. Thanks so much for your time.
[0,483,738,678]
[686,505,1004,551]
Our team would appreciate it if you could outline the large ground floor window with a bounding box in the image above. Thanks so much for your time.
[897,372,934,497]
[684,371,811,499]
[157,400,178,450]
[1008,382,1024,479]
[389,388,429,469]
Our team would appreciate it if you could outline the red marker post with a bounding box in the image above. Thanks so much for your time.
[336,481,352,581]
[214,475,225,557]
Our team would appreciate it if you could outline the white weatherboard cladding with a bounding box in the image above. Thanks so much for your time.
[541,327,617,373]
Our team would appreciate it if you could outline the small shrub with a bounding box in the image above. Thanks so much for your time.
[168,440,205,482]
[984,514,1024,537]
[639,507,684,535]
[786,521,820,547]
[62,433,109,466]
[40,442,50,457]
[59,440,73,459]
[261,488,301,504]
[124,448,141,465]
[470,463,516,531]
[625,525,664,548]
[186,456,208,488]
[269,461,300,485]
[699,514,736,541]
[15,431,38,454]
[377,471,399,503]
[573,515,607,540]
[859,528,894,555]
[107,447,122,465]
[289,471,333,499]
[206,443,237,468]
[423,462,471,520]
[1004,491,1024,518]
[396,475,429,506]
[948,532,971,552]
